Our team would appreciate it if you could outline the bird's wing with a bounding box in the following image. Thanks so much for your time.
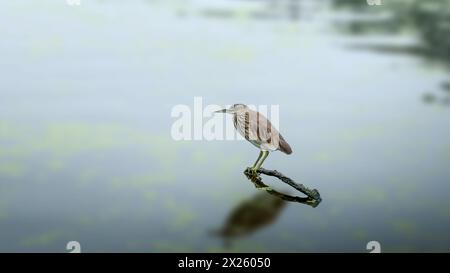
[241,109,271,143]
[239,110,289,153]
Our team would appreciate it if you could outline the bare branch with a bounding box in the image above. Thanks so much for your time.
[244,167,322,208]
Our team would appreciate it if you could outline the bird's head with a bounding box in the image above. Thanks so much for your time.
[215,103,247,114]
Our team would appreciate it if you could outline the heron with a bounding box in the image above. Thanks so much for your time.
[215,104,292,177]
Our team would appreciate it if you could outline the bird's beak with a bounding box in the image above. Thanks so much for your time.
[214,108,229,113]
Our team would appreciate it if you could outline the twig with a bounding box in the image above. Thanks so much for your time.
[244,167,322,208]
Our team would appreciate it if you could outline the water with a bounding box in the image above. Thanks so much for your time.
[0,0,449,252]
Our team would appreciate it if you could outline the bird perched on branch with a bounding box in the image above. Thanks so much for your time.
[215,104,292,177]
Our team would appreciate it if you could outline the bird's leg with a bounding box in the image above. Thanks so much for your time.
[245,151,269,179]
[255,151,269,170]
[245,151,262,178]
[252,151,264,169]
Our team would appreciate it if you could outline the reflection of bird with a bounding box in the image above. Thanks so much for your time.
[213,192,286,245]
[215,104,292,176]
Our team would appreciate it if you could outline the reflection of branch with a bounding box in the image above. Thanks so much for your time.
[244,168,322,208]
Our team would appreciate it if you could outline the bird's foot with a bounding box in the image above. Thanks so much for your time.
[244,167,260,181]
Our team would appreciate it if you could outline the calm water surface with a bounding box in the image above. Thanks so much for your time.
[0,0,449,252]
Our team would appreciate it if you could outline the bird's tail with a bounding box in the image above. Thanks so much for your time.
[278,135,292,154]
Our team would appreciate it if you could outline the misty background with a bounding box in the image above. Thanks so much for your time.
[0,0,449,252]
